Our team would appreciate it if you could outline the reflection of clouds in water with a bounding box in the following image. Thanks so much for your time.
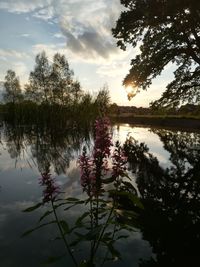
[56,173,69,186]
[1,195,150,266]
[0,142,36,171]
[0,213,7,223]
[0,168,42,205]
[114,125,171,167]
[115,231,154,267]
[62,162,83,198]
[0,200,71,267]
[2,124,197,266]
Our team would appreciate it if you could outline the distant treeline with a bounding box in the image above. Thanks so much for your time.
[109,103,200,117]
[0,51,110,127]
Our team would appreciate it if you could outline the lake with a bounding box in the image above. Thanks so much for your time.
[0,121,199,267]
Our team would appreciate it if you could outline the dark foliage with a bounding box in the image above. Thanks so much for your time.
[124,130,200,267]
[113,0,200,107]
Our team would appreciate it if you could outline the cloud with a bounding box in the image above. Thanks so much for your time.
[61,26,118,60]
[58,0,123,60]
[32,43,68,61]
[97,62,130,78]
[0,49,29,59]
[96,46,140,78]
[21,33,30,37]
[32,41,133,68]
[0,0,50,13]
[32,5,54,20]
[9,62,29,84]
[0,0,125,61]
[0,60,29,86]
[12,61,27,75]
[53,33,64,39]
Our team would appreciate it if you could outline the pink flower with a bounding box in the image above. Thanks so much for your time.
[112,141,127,179]
[78,117,112,196]
[94,117,112,159]
[39,172,60,203]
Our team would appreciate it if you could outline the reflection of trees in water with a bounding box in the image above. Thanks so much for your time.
[151,129,200,169]
[3,125,25,161]
[124,129,200,267]
[2,122,90,174]
[2,123,200,265]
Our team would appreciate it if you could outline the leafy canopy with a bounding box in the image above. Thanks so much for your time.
[113,0,200,107]
[25,51,82,105]
[3,70,22,104]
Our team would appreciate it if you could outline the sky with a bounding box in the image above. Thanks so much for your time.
[0,0,175,107]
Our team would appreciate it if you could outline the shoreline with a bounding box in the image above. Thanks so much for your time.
[110,115,200,132]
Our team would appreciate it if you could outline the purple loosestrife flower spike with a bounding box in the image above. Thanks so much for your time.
[78,117,112,196]
[93,117,112,192]
[112,141,127,179]
[94,117,112,158]
[39,172,60,203]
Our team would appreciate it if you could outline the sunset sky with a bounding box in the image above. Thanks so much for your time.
[0,0,175,107]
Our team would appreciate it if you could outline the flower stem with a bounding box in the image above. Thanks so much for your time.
[51,200,78,267]
[93,200,115,256]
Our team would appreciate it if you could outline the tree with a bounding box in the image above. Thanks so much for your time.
[25,51,51,103]
[69,80,82,104]
[50,53,71,105]
[50,53,82,105]
[25,52,82,105]
[113,0,200,107]
[95,85,110,115]
[3,70,22,104]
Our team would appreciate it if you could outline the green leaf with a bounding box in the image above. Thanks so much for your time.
[111,190,144,209]
[126,193,144,209]
[39,210,53,222]
[75,212,90,226]
[60,220,69,234]
[70,237,82,247]
[21,220,57,237]
[55,201,83,210]
[63,204,77,211]
[101,232,112,243]
[23,202,42,212]
[85,225,102,240]
[54,202,68,208]
[65,197,80,202]
[99,212,107,220]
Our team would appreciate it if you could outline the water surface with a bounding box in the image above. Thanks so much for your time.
[0,122,199,267]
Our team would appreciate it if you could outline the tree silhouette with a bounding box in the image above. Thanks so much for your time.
[3,70,22,104]
[25,51,51,103]
[25,52,82,105]
[50,53,82,105]
[113,0,200,107]
[95,85,110,115]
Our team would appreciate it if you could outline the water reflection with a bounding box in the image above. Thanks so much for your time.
[2,122,90,173]
[0,122,200,266]
[124,129,200,267]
